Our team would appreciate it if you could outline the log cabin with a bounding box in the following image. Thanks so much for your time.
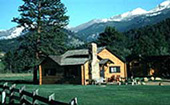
[127,55,170,77]
[39,43,127,85]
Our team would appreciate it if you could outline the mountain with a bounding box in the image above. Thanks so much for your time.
[0,27,24,40]
[0,27,84,52]
[70,8,147,32]
[1,0,170,47]
[0,38,19,52]
[70,0,170,41]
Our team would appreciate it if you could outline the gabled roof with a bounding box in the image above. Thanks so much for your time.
[97,46,106,53]
[48,46,124,66]
[97,47,126,63]
[99,59,114,65]
[60,58,89,66]
[49,49,90,66]
[61,49,89,58]
[49,55,62,64]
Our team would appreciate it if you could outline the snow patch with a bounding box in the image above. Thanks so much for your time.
[0,27,24,40]
[0,29,5,32]
[9,27,24,39]
[70,0,170,32]
[160,0,170,7]
[149,0,170,13]
[146,12,161,17]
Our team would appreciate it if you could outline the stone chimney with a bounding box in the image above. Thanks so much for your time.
[91,43,100,80]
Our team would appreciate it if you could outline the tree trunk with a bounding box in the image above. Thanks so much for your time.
[33,1,42,84]
[33,66,38,84]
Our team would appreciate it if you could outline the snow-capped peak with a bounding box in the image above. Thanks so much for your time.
[95,8,147,23]
[0,29,5,32]
[70,19,102,32]
[70,7,149,32]
[71,0,170,32]
[0,27,24,40]
[130,8,148,15]
[9,27,24,39]
[108,8,147,22]
[160,0,170,7]
[150,0,170,13]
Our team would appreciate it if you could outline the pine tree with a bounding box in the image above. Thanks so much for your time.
[97,26,124,46]
[11,0,69,83]
[97,26,130,60]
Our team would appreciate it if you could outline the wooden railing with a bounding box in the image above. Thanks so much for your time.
[0,83,78,105]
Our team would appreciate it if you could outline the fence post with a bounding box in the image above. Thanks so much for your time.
[19,86,26,105]
[9,84,16,104]
[32,89,39,105]
[49,93,55,101]
[2,82,8,105]
[69,97,78,105]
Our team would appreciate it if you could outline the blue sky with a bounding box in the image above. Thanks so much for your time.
[0,0,165,30]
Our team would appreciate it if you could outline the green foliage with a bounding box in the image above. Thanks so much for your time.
[96,18,170,60]
[0,62,5,73]
[97,26,131,60]
[0,39,19,52]
[127,18,170,56]
[4,0,69,72]
[97,26,123,46]
[12,0,69,31]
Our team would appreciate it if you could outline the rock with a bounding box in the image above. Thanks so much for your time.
[151,77,154,81]
[155,77,162,81]
[137,81,141,85]
[141,82,146,85]
[117,82,121,85]
[159,82,163,86]
[144,77,148,82]
[132,82,134,85]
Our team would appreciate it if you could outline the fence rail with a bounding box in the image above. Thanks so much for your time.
[0,83,78,105]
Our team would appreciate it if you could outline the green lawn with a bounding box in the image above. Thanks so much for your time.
[12,84,170,105]
[0,74,170,105]
[0,73,33,81]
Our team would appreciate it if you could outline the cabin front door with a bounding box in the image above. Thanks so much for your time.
[100,66,105,78]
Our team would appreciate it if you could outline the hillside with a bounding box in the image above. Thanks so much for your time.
[125,18,170,56]
[0,29,84,52]
[0,38,19,52]
[95,17,170,61]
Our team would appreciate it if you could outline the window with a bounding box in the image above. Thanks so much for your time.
[44,69,56,76]
[109,66,120,73]
[133,62,140,67]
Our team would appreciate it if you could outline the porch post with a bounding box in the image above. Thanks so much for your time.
[81,65,85,85]
[124,64,127,78]
[39,65,42,85]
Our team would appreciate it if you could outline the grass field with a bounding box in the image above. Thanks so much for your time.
[12,84,170,105]
[0,74,170,105]
[0,73,33,81]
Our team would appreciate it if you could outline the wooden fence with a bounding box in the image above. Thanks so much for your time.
[0,83,78,105]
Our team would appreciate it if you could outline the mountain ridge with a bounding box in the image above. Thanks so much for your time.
[69,0,170,41]
[70,0,170,33]
[1,0,170,42]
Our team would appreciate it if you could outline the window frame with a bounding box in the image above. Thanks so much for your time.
[109,66,121,73]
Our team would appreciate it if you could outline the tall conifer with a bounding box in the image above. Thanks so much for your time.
[12,0,69,83]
